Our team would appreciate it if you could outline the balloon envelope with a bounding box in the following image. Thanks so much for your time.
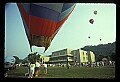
[94,11,97,15]
[17,3,76,51]
[89,19,94,24]
[88,36,90,39]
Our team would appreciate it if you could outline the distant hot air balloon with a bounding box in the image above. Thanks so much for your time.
[17,3,76,52]
[94,10,97,15]
[88,36,90,39]
[89,19,94,24]
[100,39,102,41]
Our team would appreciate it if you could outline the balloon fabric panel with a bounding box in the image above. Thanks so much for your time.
[30,15,57,37]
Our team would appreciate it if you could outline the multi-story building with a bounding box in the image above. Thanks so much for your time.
[47,48,95,66]
[49,48,74,65]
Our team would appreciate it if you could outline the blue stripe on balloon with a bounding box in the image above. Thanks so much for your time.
[62,3,75,12]
[30,4,59,22]
[32,3,64,13]
[20,3,76,22]
[59,4,75,21]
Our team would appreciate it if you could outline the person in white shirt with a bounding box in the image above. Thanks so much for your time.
[28,63,35,78]
[35,60,41,77]
[43,63,47,74]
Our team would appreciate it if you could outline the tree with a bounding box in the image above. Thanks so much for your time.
[110,51,115,61]
[96,55,104,61]
[21,58,29,64]
[28,52,41,63]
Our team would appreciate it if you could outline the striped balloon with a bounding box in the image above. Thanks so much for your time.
[17,3,76,52]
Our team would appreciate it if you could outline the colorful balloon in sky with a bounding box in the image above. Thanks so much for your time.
[17,3,76,52]
[88,36,90,39]
[94,10,97,15]
[89,19,94,24]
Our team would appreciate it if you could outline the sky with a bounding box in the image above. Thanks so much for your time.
[5,3,116,59]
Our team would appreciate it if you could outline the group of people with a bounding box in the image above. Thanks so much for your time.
[25,60,47,78]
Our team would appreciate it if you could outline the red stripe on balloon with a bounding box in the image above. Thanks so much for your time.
[30,15,57,37]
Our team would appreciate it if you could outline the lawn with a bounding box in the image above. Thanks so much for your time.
[6,66,115,78]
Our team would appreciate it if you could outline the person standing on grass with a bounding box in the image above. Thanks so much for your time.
[25,62,30,76]
[35,60,41,77]
[28,62,35,78]
[43,62,48,75]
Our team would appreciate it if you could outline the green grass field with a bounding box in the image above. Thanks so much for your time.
[6,66,115,78]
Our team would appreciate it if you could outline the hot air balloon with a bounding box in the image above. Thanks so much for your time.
[94,11,97,15]
[100,39,102,41]
[89,19,94,24]
[17,3,76,52]
[88,36,90,39]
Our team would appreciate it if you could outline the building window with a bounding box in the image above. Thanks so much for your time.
[83,52,84,55]
[69,57,72,59]
[83,57,85,61]
[63,51,65,55]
